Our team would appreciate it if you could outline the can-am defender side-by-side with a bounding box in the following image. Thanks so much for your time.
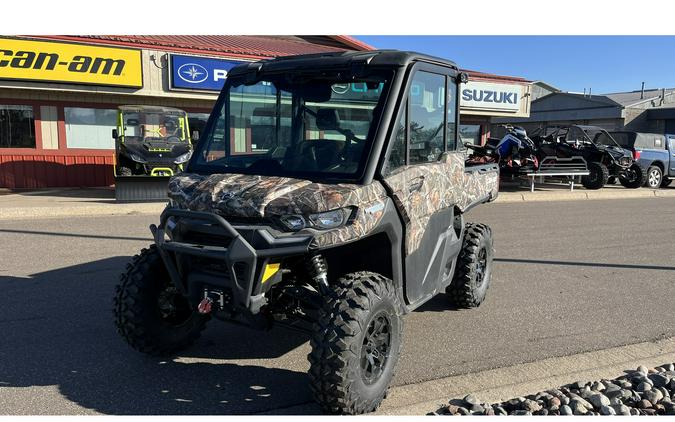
[533,125,644,190]
[113,51,499,414]
[113,105,194,177]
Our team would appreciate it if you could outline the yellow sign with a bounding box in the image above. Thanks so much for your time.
[0,38,143,88]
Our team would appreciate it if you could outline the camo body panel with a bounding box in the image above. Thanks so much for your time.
[168,172,389,247]
[168,173,312,217]
[383,152,498,255]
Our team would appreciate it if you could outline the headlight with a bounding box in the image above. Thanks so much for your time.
[280,214,306,231]
[129,153,146,163]
[174,151,192,164]
[278,208,352,232]
[308,208,349,230]
[620,157,632,167]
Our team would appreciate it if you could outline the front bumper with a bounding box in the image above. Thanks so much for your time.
[150,208,312,315]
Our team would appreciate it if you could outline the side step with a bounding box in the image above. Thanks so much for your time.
[114,176,170,202]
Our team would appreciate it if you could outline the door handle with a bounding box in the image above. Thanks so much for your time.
[408,176,425,193]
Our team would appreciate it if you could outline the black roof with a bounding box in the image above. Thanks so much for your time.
[228,50,458,78]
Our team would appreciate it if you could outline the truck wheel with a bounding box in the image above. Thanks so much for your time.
[117,166,133,177]
[581,162,609,190]
[645,165,663,189]
[446,223,494,309]
[662,178,672,188]
[113,245,208,355]
[619,164,646,189]
[308,272,403,414]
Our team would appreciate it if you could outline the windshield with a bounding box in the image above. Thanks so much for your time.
[122,110,188,143]
[586,129,620,147]
[191,72,390,180]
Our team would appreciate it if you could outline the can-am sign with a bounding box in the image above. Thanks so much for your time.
[0,38,142,88]
[169,54,244,92]
[461,81,521,112]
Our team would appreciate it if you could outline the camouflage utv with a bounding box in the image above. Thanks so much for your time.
[113,50,499,414]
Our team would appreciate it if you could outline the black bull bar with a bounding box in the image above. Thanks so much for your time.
[149,208,312,313]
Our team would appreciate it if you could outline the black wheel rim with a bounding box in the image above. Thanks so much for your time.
[157,284,193,326]
[475,247,488,288]
[360,311,392,385]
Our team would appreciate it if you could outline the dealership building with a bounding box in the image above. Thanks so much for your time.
[0,35,531,189]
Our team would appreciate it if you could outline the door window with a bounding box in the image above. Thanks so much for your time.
[384,101,407,174]
[409,71,445,164]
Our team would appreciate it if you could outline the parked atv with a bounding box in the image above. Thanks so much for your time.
[487,125,538,177]
[534,125,644,189]
[113,51,499,414]
[112,105,193,177]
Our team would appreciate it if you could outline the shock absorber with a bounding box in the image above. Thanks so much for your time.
[306,254,329,292]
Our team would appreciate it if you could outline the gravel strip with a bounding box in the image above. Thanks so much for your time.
[429,364,675,416]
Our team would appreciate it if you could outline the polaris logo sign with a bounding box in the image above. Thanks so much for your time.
[169,54,244,92]
[461,81,522,112]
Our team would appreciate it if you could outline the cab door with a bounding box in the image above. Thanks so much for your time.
[381,66,463,307]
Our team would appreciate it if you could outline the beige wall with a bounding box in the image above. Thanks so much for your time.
[39,105,59,149]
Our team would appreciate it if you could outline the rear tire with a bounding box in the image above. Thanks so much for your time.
[619,164,646,189]
[645,165,663,189]
[446,223,494,309]
[308,272,403,414]
[581,162,609,190]
[113,245,208,356]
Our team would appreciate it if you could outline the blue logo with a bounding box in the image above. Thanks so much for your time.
[170,54,244,91]
[177,63,208,84]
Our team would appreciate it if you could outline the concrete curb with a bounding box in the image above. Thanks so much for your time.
[495,188,675,204]
[2,188,674,220]
[0,202,165,220]
[377,337,675,415]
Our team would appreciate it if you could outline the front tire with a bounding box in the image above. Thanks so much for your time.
[446,223,494,308]
[581,162,609,190]
[308,272,403,414]
[619,164,646,189]
[645,165,663,189]
[113,245,209,355]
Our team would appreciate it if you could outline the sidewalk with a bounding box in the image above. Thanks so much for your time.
[496,182,675,203]
[1,184,675,220]
[0,188,165,220]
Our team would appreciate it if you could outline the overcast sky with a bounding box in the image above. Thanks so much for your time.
[356,36,674,94]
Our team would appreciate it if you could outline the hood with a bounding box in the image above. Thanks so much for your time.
[168,173,386,218]
[597,144,632,160]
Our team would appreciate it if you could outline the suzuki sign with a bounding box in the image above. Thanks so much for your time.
[169,54,245,92]
[461,81,522,113]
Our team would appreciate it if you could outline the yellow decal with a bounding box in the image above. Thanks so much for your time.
[261,263,281,284]
[0,38,143,88]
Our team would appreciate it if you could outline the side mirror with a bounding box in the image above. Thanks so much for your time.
[192,130,200,142]
[112,128,118,139]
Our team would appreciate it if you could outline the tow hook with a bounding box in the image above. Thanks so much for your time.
[197,297,213,314]
[198,289,226,315]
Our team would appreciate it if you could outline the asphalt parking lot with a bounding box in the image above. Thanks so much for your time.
[1,197,674,414]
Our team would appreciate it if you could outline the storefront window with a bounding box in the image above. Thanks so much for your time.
[188,113,210,143]
[0,105,35,148]
[65,107,117,149]
[460,124,482,145]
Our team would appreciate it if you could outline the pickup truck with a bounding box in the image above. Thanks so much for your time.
[609,131,675,188]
